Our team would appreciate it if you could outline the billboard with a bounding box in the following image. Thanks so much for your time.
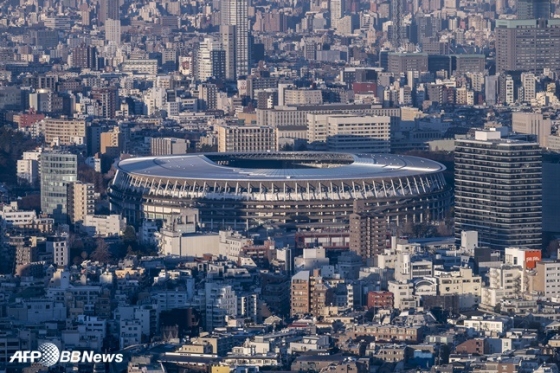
[524,250,542,269]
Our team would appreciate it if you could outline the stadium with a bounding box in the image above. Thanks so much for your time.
[109,152,451,229]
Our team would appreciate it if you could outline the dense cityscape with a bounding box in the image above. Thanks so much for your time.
[0,0,559,372]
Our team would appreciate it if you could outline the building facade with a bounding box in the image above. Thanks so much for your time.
[217,125,276,152]
[454,131,542,249]
[40,152,78,223]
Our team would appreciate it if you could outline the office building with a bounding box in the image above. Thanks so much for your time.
[217,125,276,152]
[307,114,391,153]
[220,0,250,78]
[150,137,189,155]
[517,0,550,19]
[512,112,551,148]
[496,19,560,73]
[330,0,344,29]
[105,19,121,44]
[40,152,78,224]
[387,53,429,74]
[454,130,542,249]
[67,181,95,225]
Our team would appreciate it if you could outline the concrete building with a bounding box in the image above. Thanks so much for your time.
[512,112,552,148]
[517,0,550,19]
[47,235,69,267]
[100,127,124,157]
[150,137,188,155]
[496,19,560,73]
[17,149,42,185]
[105,18,121,44]
[283,89,323,106]
[217,125,276,152]
[81,214,126,237]
[67,181,94,224]
[122,59,158,75]
[325,115,391,153]
[40,152,77,223]
[454,131,542,249]
[349,205,386,263]
[43,118,86,146]
[290,269,332,318]
[533,260,560,299]
[387,53,429,74]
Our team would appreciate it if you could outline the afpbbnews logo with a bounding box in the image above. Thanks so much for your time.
[9,343,124,367]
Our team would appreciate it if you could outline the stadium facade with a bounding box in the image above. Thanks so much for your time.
[109,152,451,230]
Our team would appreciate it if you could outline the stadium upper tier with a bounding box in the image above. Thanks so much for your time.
[114,152,445,182]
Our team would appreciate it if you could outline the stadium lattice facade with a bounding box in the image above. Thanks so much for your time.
[109,152,451,230]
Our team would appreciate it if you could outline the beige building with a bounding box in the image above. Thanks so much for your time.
[283,89,323,106]
[67,181,95,224]
[435,267,482,308]
[217,125,276,152]
[150,137,188,155]
[122,59,158,75]
[100,127,124,157]
[512,112,552,148]
[44,118,86,146]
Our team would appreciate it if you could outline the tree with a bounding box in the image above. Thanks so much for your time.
[122,226,137,245]
[90,238,111,263]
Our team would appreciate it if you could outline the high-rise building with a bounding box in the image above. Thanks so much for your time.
[67,181,95,225]
[220,0,250,78]
[40,152,78,224]
[98,0,119,25]
[105,18,121,44]
[454,130,542,250]
[521,72,536,102]
[92,87,118,118]
[496,19,560,73]
[349,201,387,264]
[290,269,332,318]
[194,37,226,82]
[72,44,97,69]
[330,0,344,29]
[517,0,550,19]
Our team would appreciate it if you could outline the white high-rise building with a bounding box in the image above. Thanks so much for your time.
[195,37,223,82]
[220,0,250,78]
[505,75,515,104]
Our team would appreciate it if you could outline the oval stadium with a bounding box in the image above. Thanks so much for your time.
[109,152,451,229]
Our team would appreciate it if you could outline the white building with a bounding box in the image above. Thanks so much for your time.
[46,235,69,267]
[17,149,42,184]
[81,214,126,237]
[119,319,143,349]
[205,282,237,330]
[307,114,391,153]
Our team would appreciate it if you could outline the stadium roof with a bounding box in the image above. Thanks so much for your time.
[116,152,445,182]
